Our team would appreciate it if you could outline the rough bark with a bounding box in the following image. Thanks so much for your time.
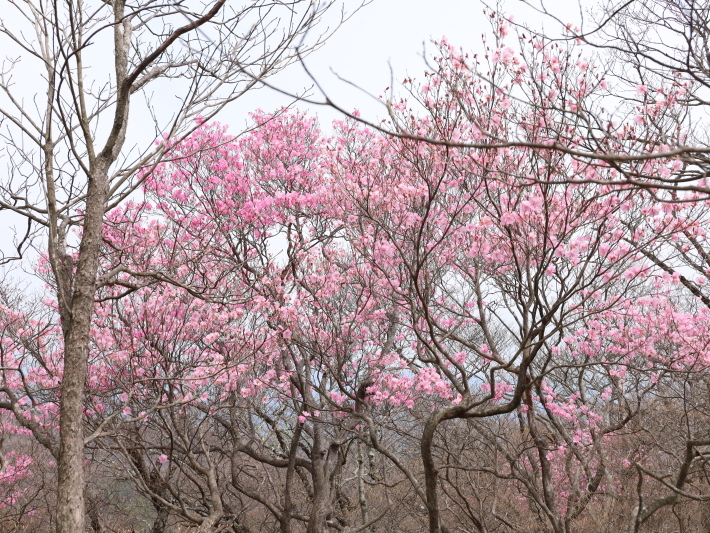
[56,165,109,533]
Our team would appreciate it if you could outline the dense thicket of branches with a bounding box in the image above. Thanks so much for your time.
[2,1,710,533]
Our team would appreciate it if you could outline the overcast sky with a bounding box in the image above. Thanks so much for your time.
[225,0,586,128]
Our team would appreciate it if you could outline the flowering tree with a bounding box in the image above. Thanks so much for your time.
[0,0,358,530]
[83,101,710,533]
[4,5,710,532]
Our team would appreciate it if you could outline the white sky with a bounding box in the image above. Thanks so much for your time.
[225,0,585,128]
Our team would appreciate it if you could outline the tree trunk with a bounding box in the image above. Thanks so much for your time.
[151,504,169,533]
[307,424,342,533]
[86,492,104,533]
[422,411,444,533]
[55,166,108,533]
